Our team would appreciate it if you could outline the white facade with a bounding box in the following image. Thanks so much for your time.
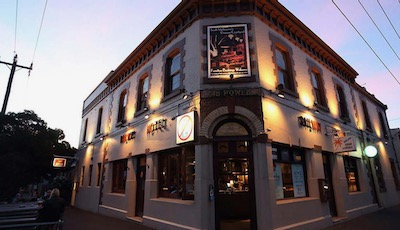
[74,1,400,229]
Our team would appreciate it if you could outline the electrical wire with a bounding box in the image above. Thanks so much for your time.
[14,0,19,53]
[358,0,400,61]
[332,0,400,85]
[377,0,400,41]
[31,0,48,63]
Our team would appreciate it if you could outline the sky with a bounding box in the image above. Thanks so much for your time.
[0,0,399,148]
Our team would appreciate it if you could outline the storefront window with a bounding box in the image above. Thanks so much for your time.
[343,156,360,192]
[159,146,195,200]
[273,144,307,199]
[112,159,127,193]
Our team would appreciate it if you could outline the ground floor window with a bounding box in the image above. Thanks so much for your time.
[80,166,85,187]
[343,156,360,192]
[390,158,400,191]
[272,143,307,199]
[159,146,195,200]
[112,159,127,193]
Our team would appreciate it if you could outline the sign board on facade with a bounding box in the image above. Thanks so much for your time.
[120,131,136,143]
[176,111,195,144]
[147,119,167,135]
[53,158,67,168]
[207,24,251,78]
[332,135,357,153]
[298,116,321,133]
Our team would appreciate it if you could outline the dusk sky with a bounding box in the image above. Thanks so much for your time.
[1,0,399,148]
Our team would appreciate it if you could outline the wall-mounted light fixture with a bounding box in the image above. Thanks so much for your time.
[182,90,193,100]
[364,145,378,158]
[145,111,155,119]
[276,84,285,98]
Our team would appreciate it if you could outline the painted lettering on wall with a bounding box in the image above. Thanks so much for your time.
[298,116,321,133]
[147,119,167,135]
[120,131,136,143]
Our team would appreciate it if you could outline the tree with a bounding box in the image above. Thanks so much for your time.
[0,110,76,201]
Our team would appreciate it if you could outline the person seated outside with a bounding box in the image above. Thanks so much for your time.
[37,188,65,229]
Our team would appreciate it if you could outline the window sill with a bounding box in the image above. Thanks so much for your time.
[315,104,330,113]
[150,197,194,205]
[276,197,317,205]
[105,192,126,197]
[281,88,299,98]
[161,88,183,103]
[340,116,351,124]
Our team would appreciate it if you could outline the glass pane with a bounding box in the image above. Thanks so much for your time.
[172,73,181,91]
[218,142,229,153]
[276,49,286,70]
[185,151,195,197]
[278,71,286,86]
[236,141,248,153]
[216,122,249,136]
[142,77,149,93]
[170,53,181,73]
[311,72,319,89]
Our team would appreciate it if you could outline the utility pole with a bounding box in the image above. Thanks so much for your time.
[0,54,32,114]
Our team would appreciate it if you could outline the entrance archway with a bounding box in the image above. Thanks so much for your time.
[213,119,257,230]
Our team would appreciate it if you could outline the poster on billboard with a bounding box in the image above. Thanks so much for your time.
[176,111,195,144]
[207,24,251,78]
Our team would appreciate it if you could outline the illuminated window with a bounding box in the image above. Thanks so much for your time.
[343,156,360,192]
[272,144,307,199]
[117,90,127,124]
[335,84,349,120]
[158,146,195,200]
[361,99,372,131]
[137,74,149,111]
[112,159,127,193]
[82,118,88,142]
[96,107,103,134]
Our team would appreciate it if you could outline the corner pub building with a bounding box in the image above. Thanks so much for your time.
[73,0,400,229]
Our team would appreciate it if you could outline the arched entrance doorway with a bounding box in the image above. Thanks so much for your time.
[213,119,257,230]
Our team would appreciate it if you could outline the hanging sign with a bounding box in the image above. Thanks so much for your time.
[53,158,67,168]
[333,135,356,153]
[176,111,195,144]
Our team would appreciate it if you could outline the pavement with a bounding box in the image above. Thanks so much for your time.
[3,202,400,229]
[62,206,153,230]
[324,204,400,230]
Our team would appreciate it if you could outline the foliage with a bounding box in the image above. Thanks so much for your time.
[0,110,76,201]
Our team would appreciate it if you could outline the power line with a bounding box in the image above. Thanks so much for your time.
[376,0,400,42]
[14,0,19,53]
[332,0,400,86]
[358,0,400,62]
[32,0,48,63]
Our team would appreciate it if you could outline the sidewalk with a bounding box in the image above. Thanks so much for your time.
[62,206,153,230]
[324,204,400,230]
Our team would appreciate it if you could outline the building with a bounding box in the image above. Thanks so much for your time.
[73,1,400,229]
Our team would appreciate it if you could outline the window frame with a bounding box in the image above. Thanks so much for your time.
[117,90,128,124]
[270,33,298,97]
[88,164,93,186]
[112,159,127,194]
[82,118,88,143]
[96,163,102,187]
[307,60,328,110]
[343,156,360,192]
[335,82,350,121]
[272,143,308,200]
[378,111,389,139]
[158,146,195,200]
[96,107,103,135]
[162,39,185,101]
[361,99,372,132]
[137,74,149,112]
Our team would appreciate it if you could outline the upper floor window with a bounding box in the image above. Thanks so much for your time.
[137,75,149,112]
[275,47,295,92]
[361,100,372,131]
[96,107,103,135]
[117,90,127,124]
[335,84,349,120]
[310,69,327,107]
[166,52,182,95]
[378,111,388,139]
[82,118,88,142]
